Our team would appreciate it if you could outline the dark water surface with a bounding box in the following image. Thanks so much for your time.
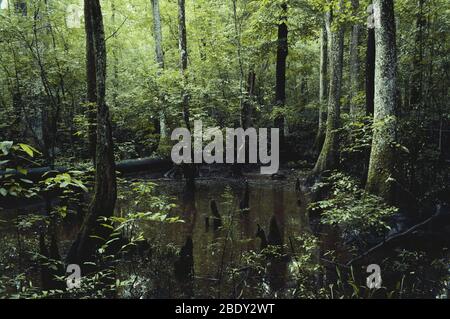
[116,176,312,296]
[1,175,448,298]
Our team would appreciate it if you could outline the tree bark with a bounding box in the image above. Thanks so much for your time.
[67,0,117,267]
[274,2,288,146]
[151,0,164,69]
[14,0,27,16]
[313,8,344,174]
[366,27,375,115]
[314,21,328,150]
[349,0,361,116]
[178,0,189,131]
[232,0,246,129]
[111,1,119,110]
[151,0,166,138]
[366,0,397,202]
[408,0,425,111]
[177,0,195,194]
[84,0,97,163]
[241,70,256,130]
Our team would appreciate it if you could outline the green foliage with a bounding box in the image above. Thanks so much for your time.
[309,171,398,237]
[0,141,40,198]
[339,115,373,159]
[42,171,88,193]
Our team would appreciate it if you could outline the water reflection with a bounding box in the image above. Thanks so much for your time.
[139,178,304,296]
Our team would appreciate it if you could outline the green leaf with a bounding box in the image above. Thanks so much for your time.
[18,143,36,157]
[0,141,13,155]
[17,167,28,175]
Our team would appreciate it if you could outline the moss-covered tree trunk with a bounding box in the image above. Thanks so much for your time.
[313,8,344,174]
[67,0,117,266]
[314,20,328,150]
[349,0,361,116]
[366,0,397,202]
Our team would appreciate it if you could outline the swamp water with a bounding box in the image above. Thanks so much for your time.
[1,176,448,298]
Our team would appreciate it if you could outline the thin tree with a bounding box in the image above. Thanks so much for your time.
[314,19,328,150]
[274,2,288,147]
[349,0,361,116]
[408,0,425,111]
[67,0,117,266]
[177,0,195,193]
[151,0,166,138]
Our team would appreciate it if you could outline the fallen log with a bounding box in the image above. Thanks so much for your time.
[0,157,173,208]
[346,207,449,266]
[0,157,173,181]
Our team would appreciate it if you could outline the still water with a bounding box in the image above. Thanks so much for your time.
[115,176,311,297]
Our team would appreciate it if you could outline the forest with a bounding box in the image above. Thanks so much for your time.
[0,0,449,300]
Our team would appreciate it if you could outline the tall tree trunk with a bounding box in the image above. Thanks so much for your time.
[67,0,117,266]
[313,8,344,174]
[151,0,164,69]
[408,0,425,111]
[314,21,328,150]
[349,0,361,116]
[366,0,397,202]
[366,27,375,115]
[274,2,288,147]
[232,0,246,129]
[177,0,195,194]
[151,0,166,138]
[111,1,119,110]
[85,0,97,163]
[178,0,189,131]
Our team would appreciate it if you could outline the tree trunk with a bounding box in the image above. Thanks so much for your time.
[366,27,375,115]
[241,70,256,130]
[67,0,117,267]
[84,0,97,163]
[151,0,166,138]
[366,0,397,202]
[274,2,288,146]
[111,1,119,110]
[314,21,328,150]
[349,0,361,116]
[151,0,164,69]
[14,0,27,16]
[232,0,246,129]
[408,0,425,111]
[313,8,344,174]
[178,0,189,131]
[177,0,195,194]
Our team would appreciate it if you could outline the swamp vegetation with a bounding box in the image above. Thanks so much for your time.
[0,0,449,299]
